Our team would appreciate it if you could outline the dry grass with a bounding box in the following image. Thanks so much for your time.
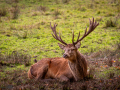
[0,51,31,66]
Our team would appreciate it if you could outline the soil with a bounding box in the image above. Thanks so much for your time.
[0,49,120,90]
[1,77,120,90]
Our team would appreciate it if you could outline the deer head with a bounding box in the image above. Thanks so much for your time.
[50,18,99,62]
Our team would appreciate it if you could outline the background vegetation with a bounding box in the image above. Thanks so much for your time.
[0,0,120,89]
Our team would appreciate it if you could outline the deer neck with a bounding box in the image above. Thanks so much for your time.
[68,50,85,81]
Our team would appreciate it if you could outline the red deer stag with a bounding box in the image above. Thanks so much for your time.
[28,18,99,82]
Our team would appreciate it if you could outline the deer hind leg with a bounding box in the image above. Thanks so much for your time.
[55,73,69,82]
[35,64,49,81]
[59,75,69,82]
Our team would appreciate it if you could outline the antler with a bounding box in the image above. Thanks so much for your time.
[50,23,67,45]
[72,17,99,45]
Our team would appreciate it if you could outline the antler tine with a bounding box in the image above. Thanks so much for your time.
[74,31,80,45]
[72,30,75,45]
[77,31,80,41]
[50,23,67,45]
[74,17,99,45]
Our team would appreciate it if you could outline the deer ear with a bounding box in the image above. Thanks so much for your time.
[58,43,65,50]
[75,42,81,49]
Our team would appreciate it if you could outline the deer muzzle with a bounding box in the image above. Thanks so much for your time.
[63,54,69,58]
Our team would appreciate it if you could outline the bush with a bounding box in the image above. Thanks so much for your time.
[5,0,20,19]
[96,17,102,21]
[80,7,86,12]
[105,18,117,27]
[17,31,28,39]
[0,16,1,22]
[0,51,31,66]
[0,7,7,16]
[10,5,20,19]
[62,0,69,4]
[54,9,61,16]
[37,6,47,12]
[6,0,19,4]
[105,13,115,17]
[87,66,96,79]
[53,9,61,19]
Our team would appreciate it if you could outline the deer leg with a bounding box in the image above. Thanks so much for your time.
[59,75,69,82]
[56,74,69,82]
[35,64,49,81]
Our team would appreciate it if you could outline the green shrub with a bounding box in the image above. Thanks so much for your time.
[0,51,31,66]
[0,7,7,16]
[62,0,69,4]
[53,9,61,19]
[117,5,120,12]
[105,18,117,27]
[96,17,102,21]
[37,6,47,12]
[10,5,20,19]
[6,0,19,4]
[17,31,28,39]
[54,9,61,16]
[80,7,86,12]
[105,13,115,17]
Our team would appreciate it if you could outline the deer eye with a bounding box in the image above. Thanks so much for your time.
[71,49,75,51]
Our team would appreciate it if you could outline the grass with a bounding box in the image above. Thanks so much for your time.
[0,0,120,89]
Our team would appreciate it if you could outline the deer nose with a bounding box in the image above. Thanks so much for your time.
[63,54,68,58]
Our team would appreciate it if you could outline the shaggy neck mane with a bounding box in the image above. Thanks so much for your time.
[68,50,85,81]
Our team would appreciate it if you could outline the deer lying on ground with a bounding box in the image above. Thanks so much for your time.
[28,18,99,82]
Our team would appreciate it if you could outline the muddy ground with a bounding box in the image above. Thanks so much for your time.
[1,75,120,90]
[0,48,120,90]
